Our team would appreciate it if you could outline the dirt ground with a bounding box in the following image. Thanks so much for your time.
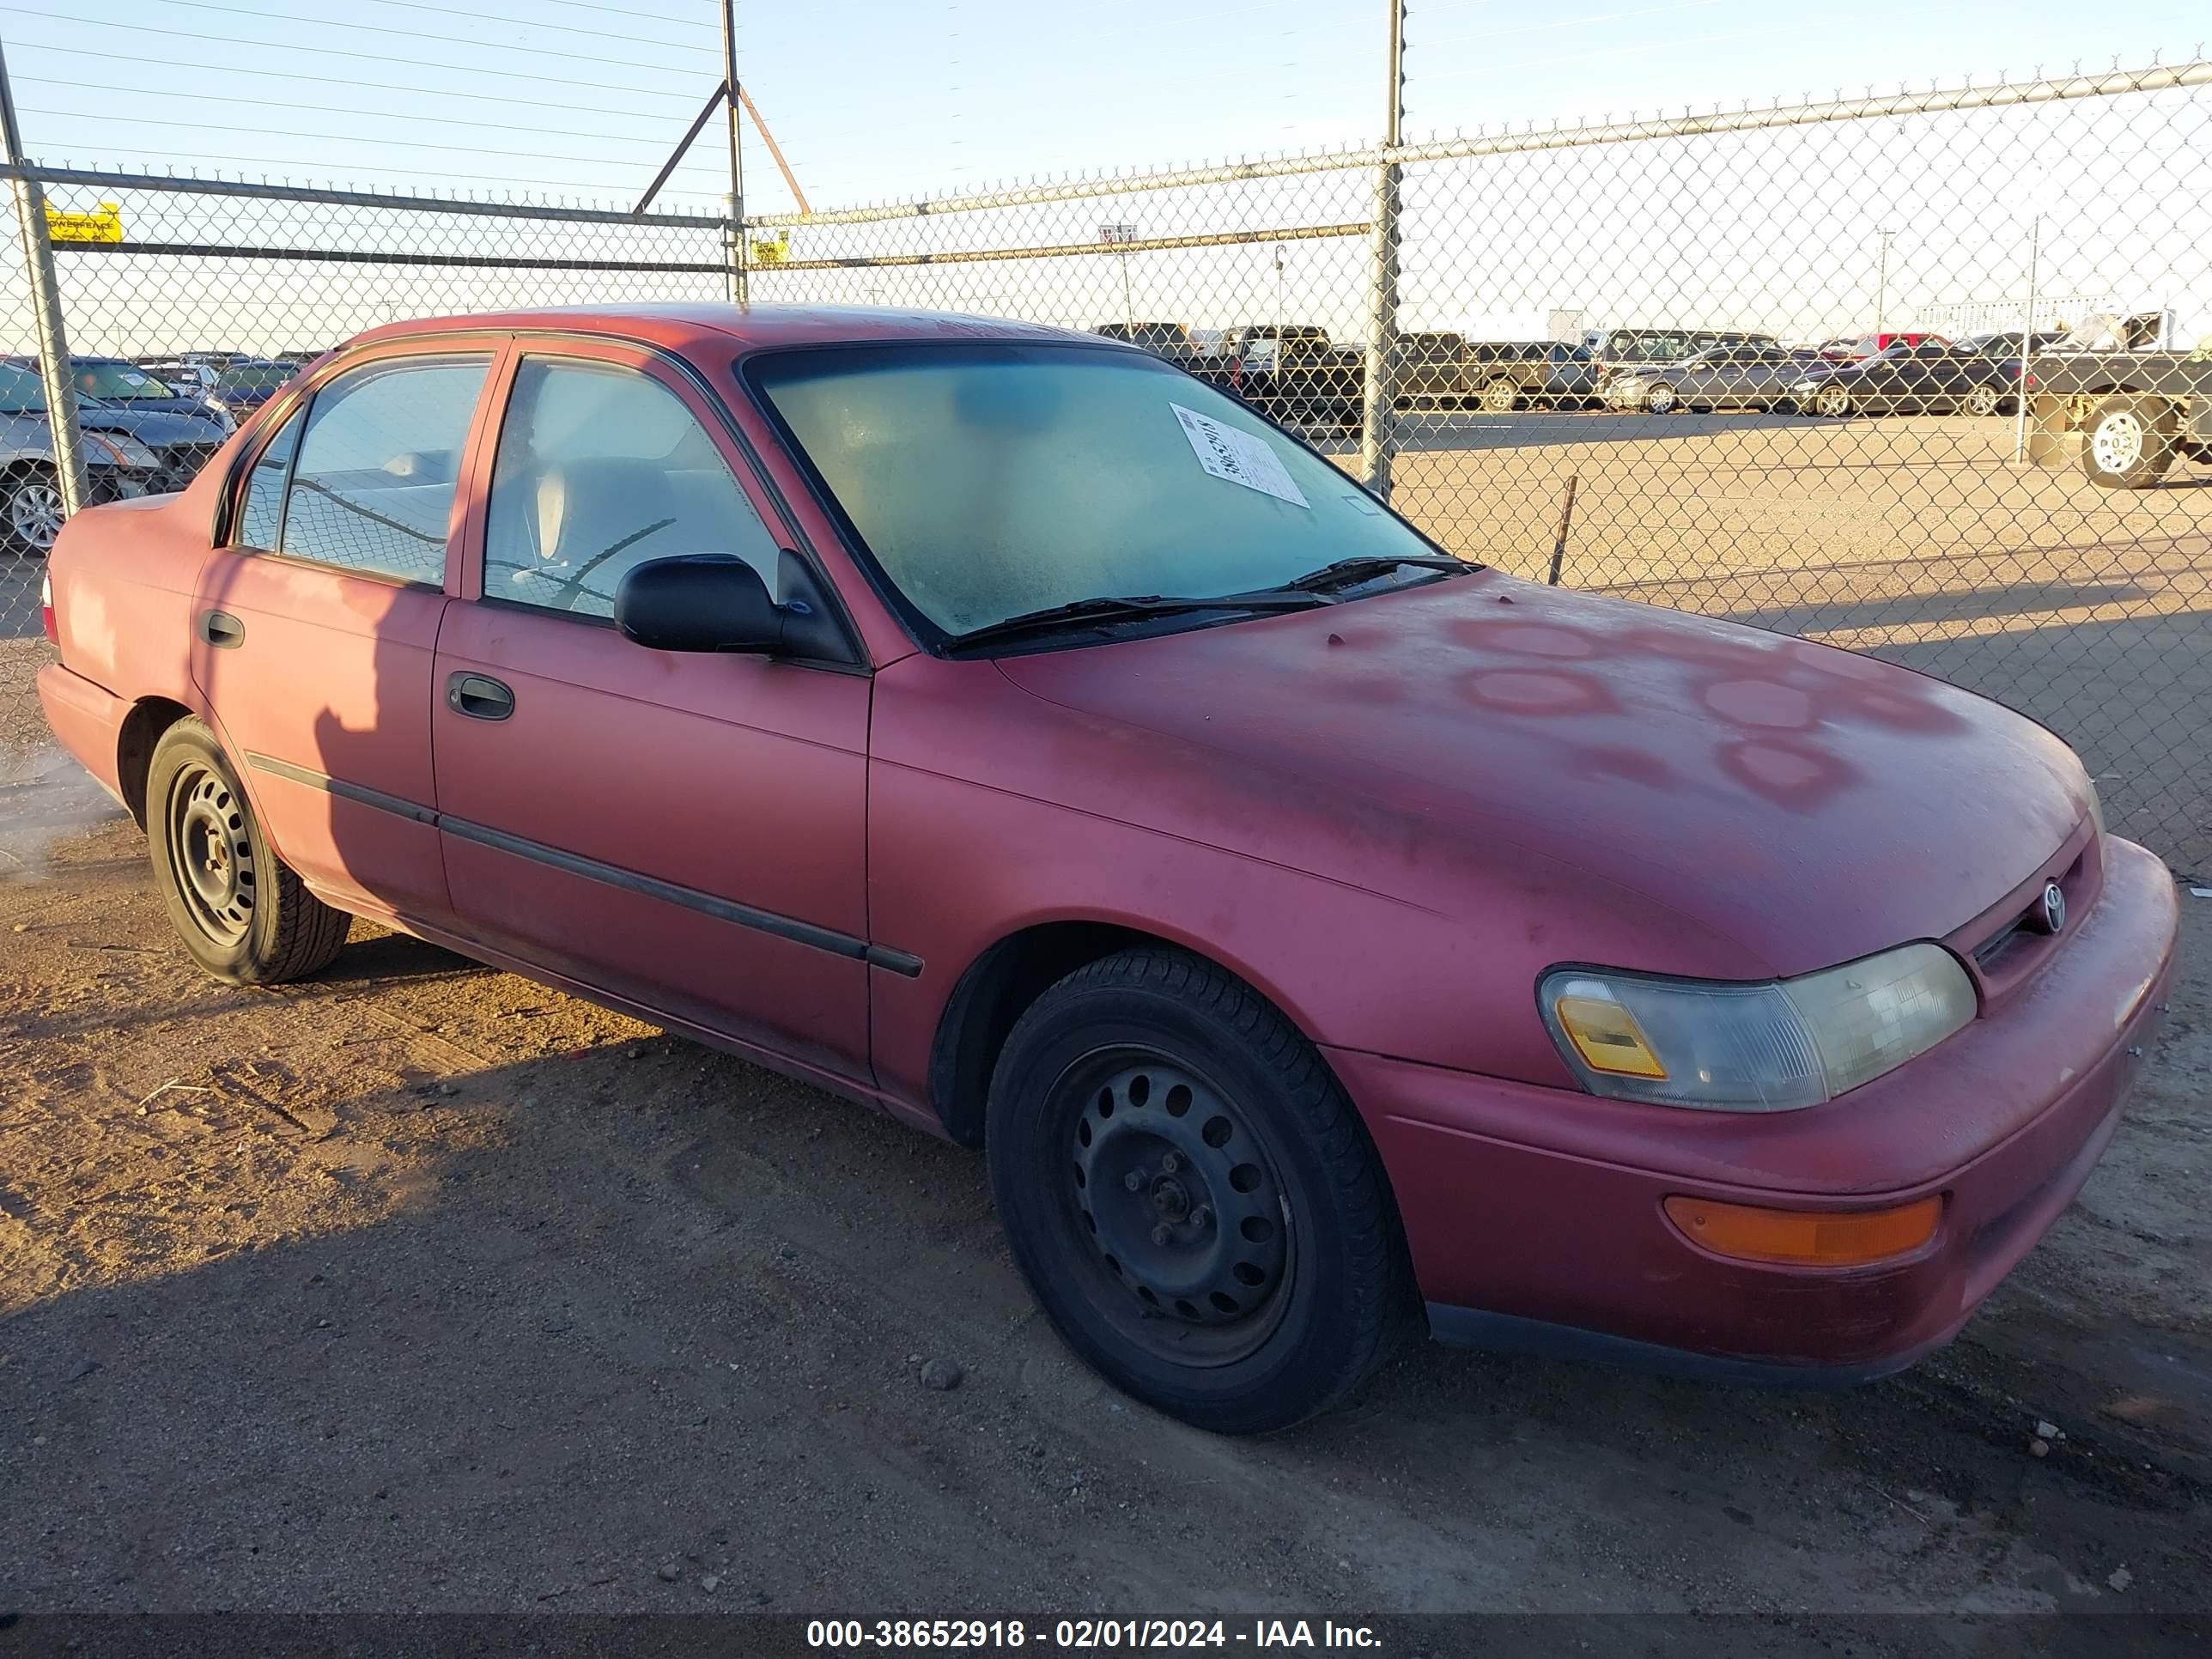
[1,754,2208,1638]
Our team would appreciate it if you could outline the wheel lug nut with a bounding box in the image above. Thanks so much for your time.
[1160,1152,1181,1174]
[1152,1224,1172,1247]
[1123,1170,1146,1192]
[1189,1206,1212,1230]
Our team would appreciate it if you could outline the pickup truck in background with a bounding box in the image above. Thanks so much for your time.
[2025,307,2212,488]
[1218,325,1364,428]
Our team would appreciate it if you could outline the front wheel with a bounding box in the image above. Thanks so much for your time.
[1815,386,1855,419]
[3,465,65,555]
[1963,382,2002,416]
[2082,393,2176,489]
[1480,378,1519,414]
[987,948,1410,1434]
[1645,382,1678,415]
[146,718,351,984]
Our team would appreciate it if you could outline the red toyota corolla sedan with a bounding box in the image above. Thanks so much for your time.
[37,306,2178,1432]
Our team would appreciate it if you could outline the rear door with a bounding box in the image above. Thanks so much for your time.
[428,340,874,1083]
[193,344,501,926]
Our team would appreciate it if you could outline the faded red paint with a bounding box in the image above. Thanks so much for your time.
[34,304,2181,1382]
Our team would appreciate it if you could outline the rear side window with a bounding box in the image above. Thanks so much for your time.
[234,404,304,550]
[279,355,490,583]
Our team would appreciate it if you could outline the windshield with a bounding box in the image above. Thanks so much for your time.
[751,342,1455,640]
[74,362,179,401]
[0,362,47,413]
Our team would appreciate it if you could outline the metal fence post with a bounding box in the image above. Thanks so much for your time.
[721,0,747,304]
[1358,0,1405,496]
[1,43,89,519]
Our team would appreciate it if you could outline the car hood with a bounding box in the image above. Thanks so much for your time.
[994,572,2090,980]
[74,406,227,446]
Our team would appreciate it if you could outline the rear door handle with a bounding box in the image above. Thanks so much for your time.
[446,672,514,721]
[199,610,245,649]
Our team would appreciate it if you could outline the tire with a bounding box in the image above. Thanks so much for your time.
[1815,386,1855,419]
[1645,382,1677,415]
[2082,393,2177,489]
[3,465,66,555]
[146,718,350,984]
[1480,378,1519,414]
[986,947,1410,1435]
[1964,382,2002,416]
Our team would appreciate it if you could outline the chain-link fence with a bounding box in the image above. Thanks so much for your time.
[5,58,2210,872]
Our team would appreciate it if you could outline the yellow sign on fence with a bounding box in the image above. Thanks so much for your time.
[750,234,789,267]
[45,202,124,245]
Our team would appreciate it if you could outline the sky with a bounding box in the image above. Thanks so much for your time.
[3,0,2209,214]
[2,3,2207,353]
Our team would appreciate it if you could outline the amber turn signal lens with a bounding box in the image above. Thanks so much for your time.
[1662,1194,1942,1266]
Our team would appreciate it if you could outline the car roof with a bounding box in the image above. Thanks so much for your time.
[341,303,1100,358]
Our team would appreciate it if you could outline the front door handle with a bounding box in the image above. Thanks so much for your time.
[199,610,245,649]
[446,672,514,721]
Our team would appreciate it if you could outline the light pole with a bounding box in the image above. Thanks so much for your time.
[1273,242,1286,328]
[1873,228,1896,337]
[2013,214,2041,465]
[1359,0,1406,495]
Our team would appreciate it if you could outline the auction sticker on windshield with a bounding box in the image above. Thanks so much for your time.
[1171,403,1309,508]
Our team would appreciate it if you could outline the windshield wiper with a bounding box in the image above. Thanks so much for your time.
[1284,553,1476,593]
[945,590,1329,652]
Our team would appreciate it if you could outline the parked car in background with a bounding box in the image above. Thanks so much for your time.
[0,361,229,508]
[201,359,303,426]
[1788,340,2032,417]
[60,356,236,433]
[1463,340,1600,411]
[1821,331,1949,363]
[2,367,161,553]
[1222,325,1364,427]
[1587,326,1778,382]
[35,303,2176,1434]
[1605,343,1826,413]
[1962,330,2066,362]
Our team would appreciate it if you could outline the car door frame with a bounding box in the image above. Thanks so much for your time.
[429,331,885,1092]
[190,330,515,931]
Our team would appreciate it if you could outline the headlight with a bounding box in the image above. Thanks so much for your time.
[1539,943,1977,1112]
[1793,380,1819,392]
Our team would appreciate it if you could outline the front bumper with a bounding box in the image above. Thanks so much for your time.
[1330,836,2179,1382]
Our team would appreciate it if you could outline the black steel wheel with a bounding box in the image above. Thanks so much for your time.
[1064,1050,1293,1364]
[988,947,1411,1434]
[146,717,351,983]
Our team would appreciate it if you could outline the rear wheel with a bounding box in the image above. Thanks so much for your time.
[1645,382,1678,415]
[2083,393,2176,489]
[3,465,65,555]
[1964,382,2002,416]
[987,948,1409,1434]
[1815,385,1855,419]
[146,719,350,984]
[1480,378,1519,414]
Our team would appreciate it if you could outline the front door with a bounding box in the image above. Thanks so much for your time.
[429,344,873,1083]
[193,349,498,925]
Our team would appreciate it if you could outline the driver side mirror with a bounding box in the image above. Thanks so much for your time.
[615,555,787,654]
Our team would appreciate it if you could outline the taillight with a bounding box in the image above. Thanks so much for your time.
[42,571,59,646]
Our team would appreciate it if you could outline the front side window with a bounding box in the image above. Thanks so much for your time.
[752,342,1455,641]
[280,355,489,583]
[483,358,780,618]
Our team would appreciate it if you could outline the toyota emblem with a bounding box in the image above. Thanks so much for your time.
[2037,880,2066,934]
